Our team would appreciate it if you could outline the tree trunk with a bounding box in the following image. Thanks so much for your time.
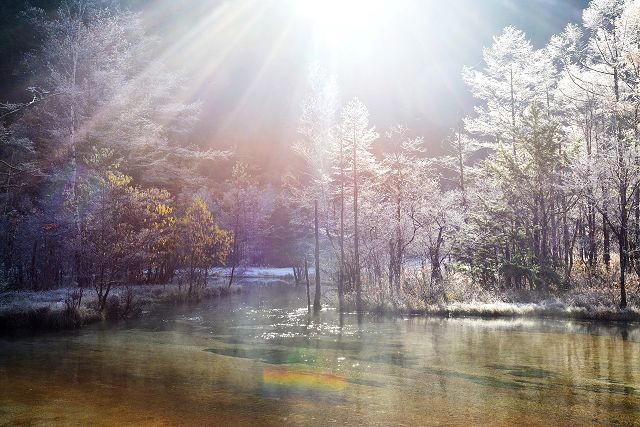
[614,63,627,308]
[313,200,321,312]
[430,249,442,282]
[510,65,517,157]
[430,229,444,282]
[620,224,628,309]
[228,264,235,288]
[603,210,611,268]
[30,239,38,290]
[457,123,466,204]
[395,199,402,294]
[70,41,84,288]
[353,130,362,313]
[305,256,311,312]
[338,136,345,311]
[588,204,597,266]
[292,266,299,287]
[388,240,395,296]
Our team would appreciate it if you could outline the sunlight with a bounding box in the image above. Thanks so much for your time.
[292,0,390,53]
[3,0,640,425]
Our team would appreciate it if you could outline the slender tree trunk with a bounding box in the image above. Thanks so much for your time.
[388,240,394,296]
[617,125,628,308]
[352,128,362,312]
[510,65,517,157]
[305,256,311,312]
[30,239,38,290]
[313,200,321,312]
[228,219,240,288]
[228,264,235,288]
[395,199,402,294]
[603,210,611,269]
[620,213,628,308]
[588,204,597,266]
[430,229,444,282]
[614,63,627,307]
[563,206,570,284]
[2,152,15,284]
[70,44,84,288]
[633,107,640,272]
[586,107,597,267]
[457,123,466,204]
[338,137,345,311]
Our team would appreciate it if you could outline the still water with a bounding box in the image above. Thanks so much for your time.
[1,285,639,426]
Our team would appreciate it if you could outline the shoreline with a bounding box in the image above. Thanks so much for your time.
[409,303,640,322]
[323,304,640,323]
[328,289,640,323]
[0,267,301,334]
[0,281,242,334]
[2,277,640,334]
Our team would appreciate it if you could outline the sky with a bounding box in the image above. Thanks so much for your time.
[2,0,589,179]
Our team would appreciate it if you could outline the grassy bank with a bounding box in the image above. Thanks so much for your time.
[0,266,304,333]
[333,294,640,322]
[325,271,640,322]
[0,281,242,333]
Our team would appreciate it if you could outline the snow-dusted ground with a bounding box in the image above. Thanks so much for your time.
[418,300,640,321]
[3,267,639,329]
[211,266,301,278]
[209,266,306,286]
[0,288,71,316]
[0,268,301,320]
[0,282,240,321]
[0,285,155,317]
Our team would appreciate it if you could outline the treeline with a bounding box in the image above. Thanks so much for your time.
[3,0,640,314]
[289,0,640,310]
[0,1,296,312]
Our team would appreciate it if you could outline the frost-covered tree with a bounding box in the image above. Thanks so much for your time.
[377,125,424,295]
[463,26,546,153]
[336,98,378,311]
[553,0,640,306]
[220,162,269,286]
[294,64,338,312]
[0,0,223,291]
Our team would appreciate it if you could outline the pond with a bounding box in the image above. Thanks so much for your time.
[0,285,639,425]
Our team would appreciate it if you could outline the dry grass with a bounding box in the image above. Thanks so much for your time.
[0,281,242,332]
[333,266,640,321]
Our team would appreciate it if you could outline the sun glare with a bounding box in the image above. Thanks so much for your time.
[293,0,389,53]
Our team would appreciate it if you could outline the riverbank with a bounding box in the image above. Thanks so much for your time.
[327,295,638,322]
[326,274,640,322]
[0,282,242,333]
[413,301,640,321]
[0,266,304,333]
[332,296,640,322]
[3,268,640,333]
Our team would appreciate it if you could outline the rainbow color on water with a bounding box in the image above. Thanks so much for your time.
[263,367,346,392]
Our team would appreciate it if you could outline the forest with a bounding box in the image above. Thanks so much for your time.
[1,0,640,322]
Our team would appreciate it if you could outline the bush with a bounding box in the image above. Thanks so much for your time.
[0,305,94,332]
[105,295,121,320]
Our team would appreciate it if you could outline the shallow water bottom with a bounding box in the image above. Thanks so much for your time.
[1,286,639,426]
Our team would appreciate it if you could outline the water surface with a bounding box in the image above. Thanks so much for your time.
[1,286,639,425]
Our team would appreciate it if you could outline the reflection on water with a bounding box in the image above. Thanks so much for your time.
[263,366,346,393]
[0,285,639,425]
